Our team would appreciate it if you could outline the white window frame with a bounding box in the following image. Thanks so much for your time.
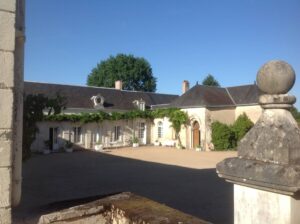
[157,121,163,138]
[114,126,121,141]
[73,127,82,143]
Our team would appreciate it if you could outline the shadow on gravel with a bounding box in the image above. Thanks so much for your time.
[13,150,233,224]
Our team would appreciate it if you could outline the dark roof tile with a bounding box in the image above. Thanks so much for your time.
[24,81,178,111]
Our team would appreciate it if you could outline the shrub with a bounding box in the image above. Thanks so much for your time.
[211,121,235,150]
[231,113,254,144]
[211,113,254,151]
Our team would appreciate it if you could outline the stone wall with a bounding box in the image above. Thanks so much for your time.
[38,192,210,224]
[32,119,152,152]
[0,0,24,223]
[235,105,263,123]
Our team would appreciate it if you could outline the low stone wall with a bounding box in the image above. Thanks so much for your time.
[38,192,210,224]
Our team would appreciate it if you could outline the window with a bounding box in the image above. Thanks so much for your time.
[73,127,82,143]
[157,121,163,138]
[114,126,121,141]
[138,122,145,139]
[139,101,145,111]
[133,99,145,111]
[93,129,101,143]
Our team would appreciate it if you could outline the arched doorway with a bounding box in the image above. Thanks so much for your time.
[192,121,200,149]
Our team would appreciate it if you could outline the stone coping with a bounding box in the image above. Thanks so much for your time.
[217,157,300,196]
[38,192,211,224]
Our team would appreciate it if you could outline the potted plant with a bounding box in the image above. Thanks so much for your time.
[154,139,160,146]
[43,140,51,154]
[95,140,103,151]
[196,144,202,151]
[64,140,73,153]
[132,137,139,148]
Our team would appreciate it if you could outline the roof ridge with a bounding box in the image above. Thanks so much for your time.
[225,87,236,105]
[25,80,178,96]
[226,83,256,89]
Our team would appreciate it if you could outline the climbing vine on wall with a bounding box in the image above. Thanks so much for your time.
[44,108,186,123]
[44,108,189,148]
[23,93,67,160]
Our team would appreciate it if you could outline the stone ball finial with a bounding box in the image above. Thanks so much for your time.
[256,60,295,94]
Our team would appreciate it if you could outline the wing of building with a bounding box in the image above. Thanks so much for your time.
[24,80,262,152]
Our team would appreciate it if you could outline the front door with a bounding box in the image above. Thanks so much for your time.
[49,127,59,151]
[192,121,200,149]
[49,128,54,150]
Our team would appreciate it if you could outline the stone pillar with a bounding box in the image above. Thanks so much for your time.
[217,60,300,224]
[0,0,25,223]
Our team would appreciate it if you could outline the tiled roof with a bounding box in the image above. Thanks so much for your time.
[227,84,262,105]
[24,81,261,111]
[157,84,261,109]
[24,81,179,111]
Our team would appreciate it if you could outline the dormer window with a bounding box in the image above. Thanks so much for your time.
[133,99,146,111]
[91,94,105,109]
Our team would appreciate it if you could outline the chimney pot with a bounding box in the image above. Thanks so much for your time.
[182,80,190,94]
[115,80,123,90]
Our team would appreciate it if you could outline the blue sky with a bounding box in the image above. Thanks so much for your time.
[25,0,300,109]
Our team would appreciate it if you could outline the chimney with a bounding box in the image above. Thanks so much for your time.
[115,80,123,90]
[182,80,190,94]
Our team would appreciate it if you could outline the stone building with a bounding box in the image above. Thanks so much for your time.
[25,79,262,152]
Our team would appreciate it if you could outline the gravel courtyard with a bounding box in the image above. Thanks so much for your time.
[13,147,236,224]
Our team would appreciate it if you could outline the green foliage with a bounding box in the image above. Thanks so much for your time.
[231,113,254,143]
[44,108,189,148]
[151,108,179,118]
[291,107,300,121]
[169,110,189,148]
[169,110,189,134]
[202,74,220,87]
[64,140,73,149]
[23,94,67,160]
[131,137,139,144]
[211,121,235,150]
[87,54,157,92]
[44,108,187,124]
[211,113,253,151]
[23,94,48,160]
[46,93,67,115]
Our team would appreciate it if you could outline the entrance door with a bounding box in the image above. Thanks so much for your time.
[49,127,59,151]
[192,121,200,149]
[49,128,54,150]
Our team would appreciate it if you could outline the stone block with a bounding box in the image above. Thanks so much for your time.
[0,11,15,51]
[0,0,16,12]
[0,140,12,167]
[0,89,13,129]
[0,168,12,207]
[234,184,300,224]
[0,51,14,88]
[0,208,11,224]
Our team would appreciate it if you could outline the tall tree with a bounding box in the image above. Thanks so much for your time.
[87,54,157,92]
[202,74,220,87]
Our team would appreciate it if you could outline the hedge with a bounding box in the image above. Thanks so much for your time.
[211,113,254,151]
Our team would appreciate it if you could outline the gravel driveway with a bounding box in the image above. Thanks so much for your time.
[13,147,236,224]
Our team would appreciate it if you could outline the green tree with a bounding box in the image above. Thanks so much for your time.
[202,74,220,87]
[87,54,157,92]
